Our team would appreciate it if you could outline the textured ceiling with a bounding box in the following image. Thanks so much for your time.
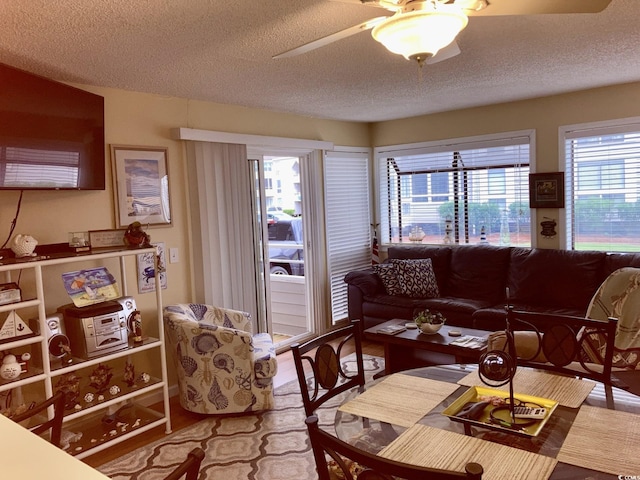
[1,0,639,122]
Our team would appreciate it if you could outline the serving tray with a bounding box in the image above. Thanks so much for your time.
[442,386,558,437]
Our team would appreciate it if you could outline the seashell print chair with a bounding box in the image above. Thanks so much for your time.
[163,303,278,414]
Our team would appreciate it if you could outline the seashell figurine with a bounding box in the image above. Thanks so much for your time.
[11,234,38,257]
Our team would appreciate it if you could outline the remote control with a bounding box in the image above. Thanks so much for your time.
[512,406,547,420]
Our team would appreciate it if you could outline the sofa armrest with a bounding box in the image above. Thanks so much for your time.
[344,268,384,297]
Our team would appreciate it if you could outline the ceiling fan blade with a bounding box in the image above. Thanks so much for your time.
[273,16,387,59]
[465,0,613,16]
[425,40,461,65]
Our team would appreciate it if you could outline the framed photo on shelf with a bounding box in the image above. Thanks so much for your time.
[111,145,172,228]
[88,229,127,249]
[529,172,565,209]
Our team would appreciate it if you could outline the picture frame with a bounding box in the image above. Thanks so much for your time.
[111,145,172,228]
[88,229,127,249]
[529,172,565,209]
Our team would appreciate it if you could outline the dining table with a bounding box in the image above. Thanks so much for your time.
[335,364,640,480]
[0,412,111,479]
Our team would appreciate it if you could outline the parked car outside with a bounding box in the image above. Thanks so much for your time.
[268,217,304,275]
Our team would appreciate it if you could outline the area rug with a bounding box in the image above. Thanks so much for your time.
[98,354,384,480]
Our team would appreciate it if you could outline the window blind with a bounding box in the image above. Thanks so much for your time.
[564,122,640,252]
[377,131,533,246]
[324,150,372,323]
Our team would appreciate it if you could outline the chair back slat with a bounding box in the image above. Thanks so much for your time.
[291,320,365,417]
[11,391,65,448]
[505,306,619,386]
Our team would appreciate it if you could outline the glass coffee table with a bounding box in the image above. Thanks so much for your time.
[335,364,640,480]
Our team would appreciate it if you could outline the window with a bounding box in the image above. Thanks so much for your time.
[562,119,640,252]
[377,131,533,246]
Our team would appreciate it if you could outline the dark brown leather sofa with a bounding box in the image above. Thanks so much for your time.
[344,244,640,333]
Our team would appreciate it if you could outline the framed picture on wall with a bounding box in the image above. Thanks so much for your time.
[529,172,565,209]
[111,145,172,228]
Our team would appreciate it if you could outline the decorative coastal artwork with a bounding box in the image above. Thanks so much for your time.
[136,242,167,294]
[111,145,172,228]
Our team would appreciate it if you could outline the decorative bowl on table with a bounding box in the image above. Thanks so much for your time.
[413,309,446,335]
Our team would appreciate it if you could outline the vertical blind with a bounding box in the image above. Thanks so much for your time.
[564,122,640,252]
[324,150,372,323]
[377,132,533,246]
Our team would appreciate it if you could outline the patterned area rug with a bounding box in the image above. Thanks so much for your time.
[98,354,383,480]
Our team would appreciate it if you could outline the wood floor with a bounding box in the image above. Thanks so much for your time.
[83,339,383,469]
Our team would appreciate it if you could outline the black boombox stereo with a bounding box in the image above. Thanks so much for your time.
[54,296,138,359]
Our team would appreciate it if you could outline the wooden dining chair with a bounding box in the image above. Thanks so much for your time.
[501,306,620,386]
[163,447,206,480]
[291,320,365,417]
[11,391,65,448]
[305,415,483,480]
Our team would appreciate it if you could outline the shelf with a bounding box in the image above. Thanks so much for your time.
[0,369,46,393]
[0,333,43,349]
[62,402,166,457]
[60,373,164,421]
[0,298,40,313]
[50,336,161,377]
[0,247,170,458]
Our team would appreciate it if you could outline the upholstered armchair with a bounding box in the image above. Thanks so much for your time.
[163,303,277,414]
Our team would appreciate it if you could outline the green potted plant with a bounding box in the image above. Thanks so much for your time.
[413,309,446,334]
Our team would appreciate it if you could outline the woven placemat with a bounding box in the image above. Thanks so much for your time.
[458,369,595,408]
[379,424,557,480]
[557,405,640,475]
[338,373,459,428]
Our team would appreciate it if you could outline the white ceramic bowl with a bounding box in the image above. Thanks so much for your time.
[418,322,444,335]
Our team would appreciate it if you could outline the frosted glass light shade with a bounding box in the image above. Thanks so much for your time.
[372,7,468,63]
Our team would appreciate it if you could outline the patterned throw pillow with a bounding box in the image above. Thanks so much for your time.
[373,263,403,295]
[392,258,440,298]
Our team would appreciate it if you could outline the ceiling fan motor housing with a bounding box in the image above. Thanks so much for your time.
[371,3,468,62]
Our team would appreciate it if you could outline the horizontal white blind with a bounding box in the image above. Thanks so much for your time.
[564,129,640,252]
[2,146,80,187]
[378,133,532,246]
[324,151,371,323]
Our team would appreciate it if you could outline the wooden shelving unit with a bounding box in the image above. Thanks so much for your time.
[0,248,171,459]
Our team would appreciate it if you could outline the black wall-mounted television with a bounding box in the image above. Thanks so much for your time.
[0,62,105,190]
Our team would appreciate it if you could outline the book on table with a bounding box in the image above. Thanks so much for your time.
[376,324,406,335]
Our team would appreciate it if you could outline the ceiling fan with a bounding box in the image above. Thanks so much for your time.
[274,0,613,66]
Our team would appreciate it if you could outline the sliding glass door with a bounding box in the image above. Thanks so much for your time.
[250,153,312,349]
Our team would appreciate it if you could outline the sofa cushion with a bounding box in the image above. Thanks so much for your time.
[508,248,605,311]
[447,245,510,303]
[373,263,403,295]
[388,245,451,294]
[391,258,440,298]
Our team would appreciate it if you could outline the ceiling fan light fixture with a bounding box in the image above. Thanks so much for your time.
[371,5,468,64]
